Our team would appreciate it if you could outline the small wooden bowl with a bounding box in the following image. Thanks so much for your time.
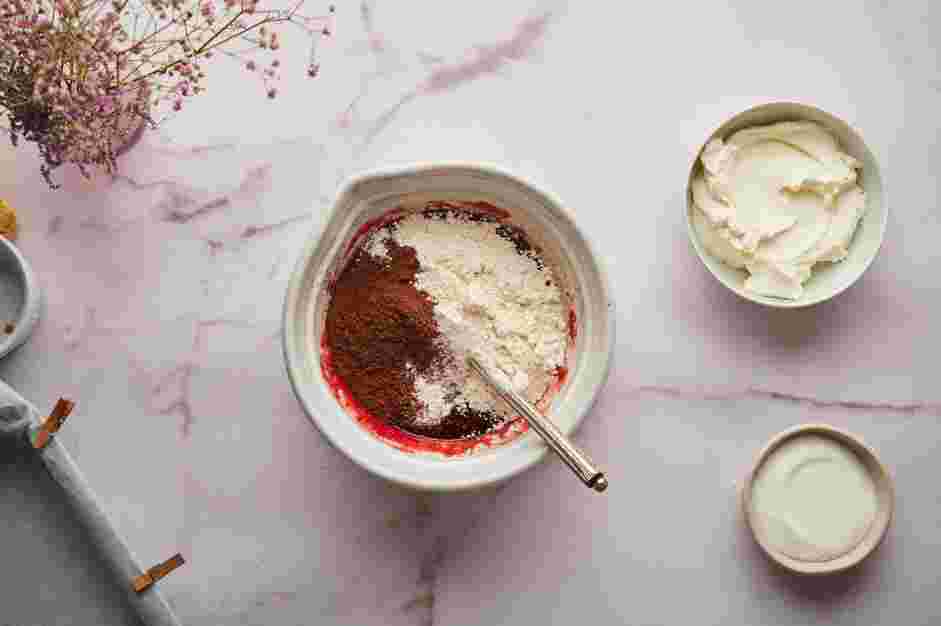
[742,424,894,575]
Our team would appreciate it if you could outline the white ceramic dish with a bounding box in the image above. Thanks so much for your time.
[686,102,887,308]
[0,236,41,360]
[283,163,614,491]
[742,424,894,575]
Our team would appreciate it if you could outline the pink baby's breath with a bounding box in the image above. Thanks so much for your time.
[1,0,335,187]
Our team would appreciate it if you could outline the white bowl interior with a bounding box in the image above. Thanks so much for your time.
[284,165,614,490]
[686,102,887,308]
[0,237,41,359]
[742,424,894,575]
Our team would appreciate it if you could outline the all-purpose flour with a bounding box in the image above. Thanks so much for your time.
[367,209,567,425]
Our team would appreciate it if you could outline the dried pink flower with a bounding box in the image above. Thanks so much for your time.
[1,0,335,187]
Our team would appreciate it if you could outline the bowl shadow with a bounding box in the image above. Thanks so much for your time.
[689,242,887,351]
[736,501,891,605]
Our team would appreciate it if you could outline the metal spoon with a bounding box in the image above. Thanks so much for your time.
[466,355,608,493]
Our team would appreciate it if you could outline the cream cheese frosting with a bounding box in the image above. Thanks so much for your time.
[691,121,866,300]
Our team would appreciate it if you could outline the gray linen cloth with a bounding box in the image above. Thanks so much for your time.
[0,379,182,626]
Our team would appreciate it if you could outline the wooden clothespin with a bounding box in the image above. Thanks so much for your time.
[31,398,75,449]
[133,553,185,593]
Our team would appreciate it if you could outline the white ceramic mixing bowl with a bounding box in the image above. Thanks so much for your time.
[283,164,614,491]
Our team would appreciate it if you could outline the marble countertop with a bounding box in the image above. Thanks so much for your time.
[2,1,940,624]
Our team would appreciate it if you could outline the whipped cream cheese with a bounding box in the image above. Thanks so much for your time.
[749,434,877,562]
[692,121,866,299]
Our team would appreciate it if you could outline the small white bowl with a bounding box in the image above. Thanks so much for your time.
[0,236,41,359]
[742,424,894,575]
[686,102,887,308]
[283,163,614,491]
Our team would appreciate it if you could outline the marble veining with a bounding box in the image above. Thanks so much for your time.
[1,1,940,624]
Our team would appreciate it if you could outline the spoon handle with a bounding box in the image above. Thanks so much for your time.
[467,356,608,493]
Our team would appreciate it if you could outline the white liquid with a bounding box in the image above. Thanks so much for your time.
[750,434,877,562]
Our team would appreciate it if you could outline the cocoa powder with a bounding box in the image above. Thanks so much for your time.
[324,239,502,440]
